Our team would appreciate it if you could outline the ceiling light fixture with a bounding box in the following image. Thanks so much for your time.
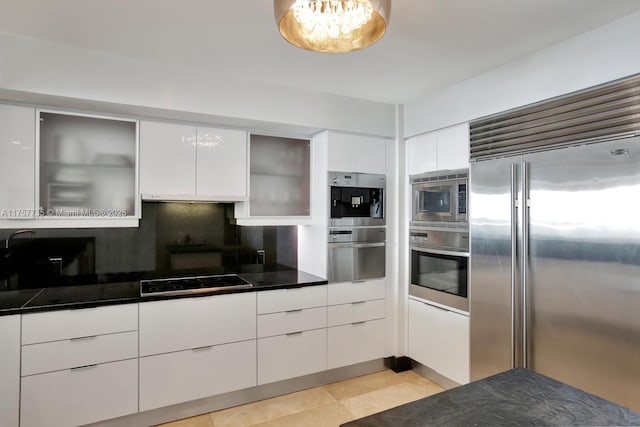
[274,0,391,53]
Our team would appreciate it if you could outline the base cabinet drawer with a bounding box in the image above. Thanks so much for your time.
[328,319,385,369]
[20,358,138,427]
[22,304,138,345]
[328,299,385,327]
[258,328,327,385]
[328,279,386,305]
[257,285,327,314]
[139,340,257,411]
[22,331,138,376]
[258,307,327,338]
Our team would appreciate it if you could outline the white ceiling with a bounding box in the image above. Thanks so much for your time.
[1,0,640,105]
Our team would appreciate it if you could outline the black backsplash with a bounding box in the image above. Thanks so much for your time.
[0,202,297,290]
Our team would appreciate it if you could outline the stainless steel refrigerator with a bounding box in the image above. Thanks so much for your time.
[469,135,640,411]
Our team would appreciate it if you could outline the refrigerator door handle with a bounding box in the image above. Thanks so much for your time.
[521,161,530,368]
[510,163,518,369]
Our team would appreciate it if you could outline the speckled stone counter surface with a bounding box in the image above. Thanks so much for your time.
[342,368,640,427]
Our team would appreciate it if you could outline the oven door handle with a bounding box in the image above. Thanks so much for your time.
[410,246,469,258]
[328,242,386,249]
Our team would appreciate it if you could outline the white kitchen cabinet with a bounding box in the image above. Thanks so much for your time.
[0,105,36,219]
[140,120,248,201]
[328,319,385,369]
[327,131,386,174]
[327,278,386,369]
[139,292,256,356]
[407,123,469,175]
[22,303,138,344]
[327,299,385,327]
[196,126,247,198]
[235,134,311,223]
[256,285,328,384]
[140,339,256,411]
[257,284,327,314]
[408,297,469,384]
[258,328,327,385]
[20,303,139,427]
[38,110,139,218]
[140,121,196,196]
[21,359,138,427]
[258,306,327,338]
[0,315,20,427]
[327,278,386,305]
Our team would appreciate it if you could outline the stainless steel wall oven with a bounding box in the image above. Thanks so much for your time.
[409,227,469,312]
[327,172,386,283]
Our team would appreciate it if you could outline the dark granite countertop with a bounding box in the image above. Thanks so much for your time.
[0,269,327,315]
[342,368,640,427]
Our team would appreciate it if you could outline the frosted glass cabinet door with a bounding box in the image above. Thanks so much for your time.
[38,111,138,217]
[140,121,196,196]
[249,134,310,217]
[196,127,247,199]
[0,105,35,218]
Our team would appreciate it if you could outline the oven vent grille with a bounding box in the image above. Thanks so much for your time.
[469,73,640,160]
[410,170,468,183]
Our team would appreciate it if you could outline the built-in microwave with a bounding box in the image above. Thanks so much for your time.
[409,227,469,312]
[411,169,467,225]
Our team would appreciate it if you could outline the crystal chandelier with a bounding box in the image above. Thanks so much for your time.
[274,0,391,53]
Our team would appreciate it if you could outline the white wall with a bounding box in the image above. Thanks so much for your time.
[404,10,640,137]
[0,33,395,138]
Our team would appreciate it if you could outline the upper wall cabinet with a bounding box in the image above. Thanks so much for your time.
[235,134,311,225]
[0,105,36,219]
[140,121,247,202]
[407,123,469,175]
[327,131,386,174]
[38,111,138,219]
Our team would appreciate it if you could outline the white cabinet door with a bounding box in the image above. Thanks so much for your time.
[257,285,327,314]
[328,319,385,369]
[406,123,469,175]
[328,278,386,305]
[408,298,469,384]
[22,331,138,376]
[22,303,138,345]
[437,123,469,170]
[140,339,256,411]
[258,307,327,338]
[139,120,196,196]
[139,292,256,356]
[0,105,35,217]
[327,132,386,174]
[20,359,138,427]
[196,126,247,199]
[0,315,20,427]
[327,299,385,327]
[407,132,437,175]
[257,328,327,385]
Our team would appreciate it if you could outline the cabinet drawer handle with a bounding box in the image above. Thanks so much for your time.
[352,280,366,284]
[352,301,366,305]
[286,331,303,336]
[352,321,366,326]
[70,335,97,342]
[192,345,213,352]
[285,309,303,314]
[70,364,98,372]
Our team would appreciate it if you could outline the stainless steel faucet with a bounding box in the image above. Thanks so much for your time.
[5,229,35,251]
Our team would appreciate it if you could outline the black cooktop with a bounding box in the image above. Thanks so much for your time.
[140,274,252,297]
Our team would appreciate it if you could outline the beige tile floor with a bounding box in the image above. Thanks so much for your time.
[157,369,445,427]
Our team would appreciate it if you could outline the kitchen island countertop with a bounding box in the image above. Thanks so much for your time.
[342,368,640,426]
